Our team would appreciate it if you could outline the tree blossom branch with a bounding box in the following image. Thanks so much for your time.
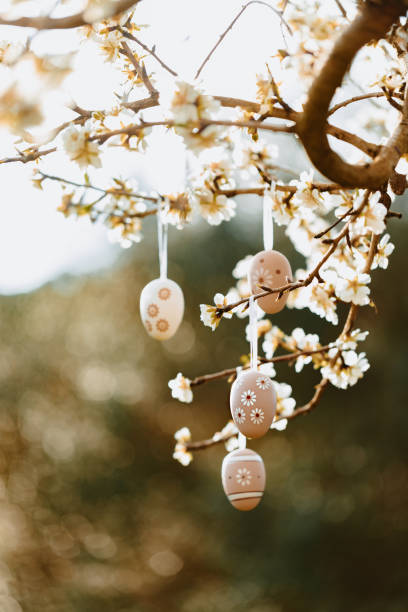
[37,171,158,203]
[297,0,408,188]
[113,26,179,76]
[190,345,333,388]
[215,191,371,317]
[185,378,329,451]
[0,0,140,29]
[0,147,56,165]
[328,91,403,116]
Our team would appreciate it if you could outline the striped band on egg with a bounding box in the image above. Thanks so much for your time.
[225,455,264,464]
[228,492,264,502]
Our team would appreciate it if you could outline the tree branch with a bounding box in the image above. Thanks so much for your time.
[0,0,140,29]
[297,0,408,188]
[114,27,178,76]
[190,346,333,388]
[194,0,292,80]
[215,191,371,317]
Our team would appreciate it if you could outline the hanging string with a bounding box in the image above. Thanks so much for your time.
[249,295,258,371]
[238,431,247,450]
[263,188,274,251]
[157,199,168,279]
[235,366,247,450]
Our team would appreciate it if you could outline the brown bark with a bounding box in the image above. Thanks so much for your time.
[297,0,408,189]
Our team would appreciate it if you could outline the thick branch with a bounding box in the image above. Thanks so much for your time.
[297,0,408,188]
[0,0,139,29]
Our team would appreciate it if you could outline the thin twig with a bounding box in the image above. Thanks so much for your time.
[114,27,178,76]
[185,378,329,451]
[328,91,403,116]
[120,41,159,97]
[190,345,333,387]
[333,0,348,19]
[194,1,292,79]
[0,147,56,164]
[38,171,158,202]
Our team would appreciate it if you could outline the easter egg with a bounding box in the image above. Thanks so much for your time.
[248,249,292,314]
[140,278,184,340]
[230,369,276,438]
[221,448,266,511]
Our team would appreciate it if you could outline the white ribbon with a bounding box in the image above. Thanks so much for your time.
[238,432,247,450]
[157,201,168,279]
[249,295,258,371]
[235,366,247,450]
[263,188,274,251]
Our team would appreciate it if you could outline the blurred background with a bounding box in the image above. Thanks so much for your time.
[0,0,407,610]
[0,204,407,612]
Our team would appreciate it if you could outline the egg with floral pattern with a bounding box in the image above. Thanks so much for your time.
[140,278,184,340]
[249,249,292,314]
[221,448,266,511]
[230,369,276,438]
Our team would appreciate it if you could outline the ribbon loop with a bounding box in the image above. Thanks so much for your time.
[263,189,274,251]
[249,295,258,371]
[157,200,168,279]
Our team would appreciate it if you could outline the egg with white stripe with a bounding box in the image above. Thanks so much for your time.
[221,448,266,511]
[249,249,292,314]
[230,369,276,438]
[140,278,184,340]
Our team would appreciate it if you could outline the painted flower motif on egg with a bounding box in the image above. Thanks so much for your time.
[249,249,292,314]
[230,370,276,438]
[221,448,266,511]
[139,278,184,340]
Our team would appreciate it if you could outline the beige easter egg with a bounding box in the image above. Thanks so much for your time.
[230,369,276,439]
[221,448,266,511]
[139,278,184,340]
[249,249,292,314]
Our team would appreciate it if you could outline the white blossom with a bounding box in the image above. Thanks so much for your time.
[262,326,285,359]
[335,268,371,306]
[233,255,253,280]
[200,293,233,330]
[173,444,193,466]
[321,349,370,389]
[372,233,395,269]
[194,189,236,226]
[287,327,320,372]
[168,373,193,403]
[271,382,296,430]
[174,427,192,444]
[62,123,101,169]
[356,191,387,235]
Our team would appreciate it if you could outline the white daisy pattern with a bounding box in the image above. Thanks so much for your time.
[252,266,274,288]
[250,408,265,425]
[234,406,246,424]
[241,389,256,407]
[256,375,273,390]
[236,467,252,486]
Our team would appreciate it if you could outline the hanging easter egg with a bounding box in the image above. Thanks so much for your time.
[221,448,266,511]
[230,369,276,438]
[249,249,292,314]
[140,278,184,340]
